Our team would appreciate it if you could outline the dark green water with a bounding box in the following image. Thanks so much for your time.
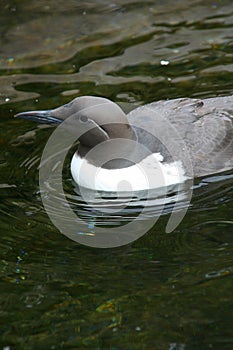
[0,1,233,349]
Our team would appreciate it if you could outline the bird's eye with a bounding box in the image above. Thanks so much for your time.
[79,115,89,123]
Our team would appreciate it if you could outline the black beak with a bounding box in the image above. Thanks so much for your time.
[14,110,62,125]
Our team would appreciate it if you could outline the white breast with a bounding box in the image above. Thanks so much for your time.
[71,153,187,192]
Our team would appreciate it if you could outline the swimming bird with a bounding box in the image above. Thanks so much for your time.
[15,95,233,192]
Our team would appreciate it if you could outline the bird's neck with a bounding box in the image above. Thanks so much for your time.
[76,126,155,170]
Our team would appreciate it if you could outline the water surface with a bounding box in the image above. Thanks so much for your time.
[0,0,233,349]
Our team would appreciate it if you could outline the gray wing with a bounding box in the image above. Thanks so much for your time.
[128,96,233,177]
[186,109,233,176]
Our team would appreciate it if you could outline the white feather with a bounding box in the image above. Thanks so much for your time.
[71,153,187,192]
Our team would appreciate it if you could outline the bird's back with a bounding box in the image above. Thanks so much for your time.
[127,96,233,177]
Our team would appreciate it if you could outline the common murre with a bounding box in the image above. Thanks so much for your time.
[15,95,233,192]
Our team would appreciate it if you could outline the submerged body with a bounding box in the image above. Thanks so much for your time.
[15,95,233,192]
